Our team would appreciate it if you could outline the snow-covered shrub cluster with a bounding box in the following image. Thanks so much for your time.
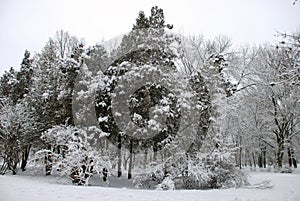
[155,176,175,190]
[181,150,249,189]
[0,100,38,175]
[133,164,165,189]
[133,146,248,190]
[33,125,110,185]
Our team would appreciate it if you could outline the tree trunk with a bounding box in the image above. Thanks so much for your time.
[252,152,256,167]
[238,137,242,169]
[8,154,18,175]
[293,157,297,168]
[288,147,297,168]
[133,152,135,169]
[0,162,8,175]
[45,145,52,176]
[262,145,267,168]
[144,149,148,168]
[249,154,252,167]
[244,149,249,167]
[117,134,122,177]
[276,143,284,169]
[21,144,31,171]
[149,150,153,164]
[11,164,17,175]
[288,148,292,167]
[6,147,19,175]
[128,141,133,179]
[124,154,129,171]
[258,153,263,168]
[153,145,158,162]
[102,167,108,182]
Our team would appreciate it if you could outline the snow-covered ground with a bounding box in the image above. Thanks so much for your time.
[0,169,300,201]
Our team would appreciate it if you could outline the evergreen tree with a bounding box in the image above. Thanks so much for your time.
[149,6,165,29]
[57,43,84,125]
[0,51,38,172]
[28,32,82,175]
[0,50,34,104]
[14,50,34,101]
[114,6,174,59]
[133,11,149,30]
[30,31,82,129]
[0,67,17,100]
[85,43,110,74]
[95,7,208,181]
[31,39,62,129]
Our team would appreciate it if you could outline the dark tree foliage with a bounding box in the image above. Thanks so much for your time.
[86,44,110,74]
[95,6,210,162]
[133,11,149,30]
[187,73,211,154]
[0,67,17,99]
[58,43,84,125]
[95,48,180,153]
[95,7,180,166]
[17,50,34,100]
[149,6,165,29]
[113,6,173,60]
[0,50,36,173]
[0,50,33,104]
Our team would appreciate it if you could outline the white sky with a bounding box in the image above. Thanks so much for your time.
[0,0,299,74]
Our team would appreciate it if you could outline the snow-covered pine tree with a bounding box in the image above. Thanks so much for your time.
[133,11,149,30]
[0,68,18,102]
[15,50,34,100]
[0,50,34,104]
[0,50,39,172]
[96,7,212,186]
[95,6,179,178]
[57,42,84,126]
[85,43,111,74]
[28,31,83,175]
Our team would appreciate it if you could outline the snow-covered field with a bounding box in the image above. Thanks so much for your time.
[0,169,300,201]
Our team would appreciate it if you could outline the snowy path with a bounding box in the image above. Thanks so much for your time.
[0,171,300,201]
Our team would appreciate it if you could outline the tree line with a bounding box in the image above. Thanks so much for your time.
[0,6,299,188]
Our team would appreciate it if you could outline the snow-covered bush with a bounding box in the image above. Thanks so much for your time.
[133,146,248,190]
[34,125,110,185]
[0,100,38,175]
[133,164,165,189]
[155,176,175,190]
[181,149,249,189]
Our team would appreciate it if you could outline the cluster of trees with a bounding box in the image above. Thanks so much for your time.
[183,32,300,171]
[0,6,299,188]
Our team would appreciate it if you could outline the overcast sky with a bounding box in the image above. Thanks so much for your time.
[0,0,299,74]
